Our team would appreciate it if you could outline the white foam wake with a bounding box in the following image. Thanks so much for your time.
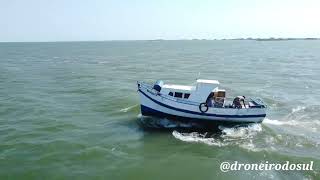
[172,131,227,147]
[263,105,319,127]
[120,104,138,112]
[292,106,306,113]
[172,123,263,150]
[263,118,298,126]
[219,123,262,140]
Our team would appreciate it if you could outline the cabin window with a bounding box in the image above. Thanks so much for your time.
[184,93,190,99]
[168,92,173,96]
[174,92,183,98]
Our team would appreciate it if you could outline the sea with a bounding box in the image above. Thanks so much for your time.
[0,40,319,179]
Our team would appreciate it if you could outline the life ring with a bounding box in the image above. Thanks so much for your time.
[199,103,208,113]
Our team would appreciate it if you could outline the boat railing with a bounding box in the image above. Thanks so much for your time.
[249,97,267,108]
[137,81,153,89]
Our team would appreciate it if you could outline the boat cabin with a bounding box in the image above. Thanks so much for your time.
[154,79,225,105]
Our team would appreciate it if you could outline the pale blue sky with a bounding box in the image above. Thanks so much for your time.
[0,0,319,42]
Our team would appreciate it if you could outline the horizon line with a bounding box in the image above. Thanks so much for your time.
[1,37,320,43]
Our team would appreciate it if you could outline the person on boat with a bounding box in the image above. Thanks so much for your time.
[206,92,214,107]
[214,95,224,107]
[242,96,246,108]
[233,96,245,108]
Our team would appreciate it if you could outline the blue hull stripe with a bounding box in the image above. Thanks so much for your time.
[139,89,266,118]
[141,105,258,123]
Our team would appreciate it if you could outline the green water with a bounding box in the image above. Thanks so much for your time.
[0,40,319,179]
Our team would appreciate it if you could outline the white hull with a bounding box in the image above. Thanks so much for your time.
[138,87,266,123]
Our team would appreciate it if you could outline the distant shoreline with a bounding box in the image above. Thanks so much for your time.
[224,37,320,41]
[1,38,320,43]
[188,38,320,41]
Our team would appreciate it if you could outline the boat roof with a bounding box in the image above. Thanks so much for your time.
[161,79,219,91]
[162,84,194,91]
[197,79,220,84]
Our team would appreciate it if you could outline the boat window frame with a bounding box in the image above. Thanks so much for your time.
[184,93,190,99]
[174,92,183,98]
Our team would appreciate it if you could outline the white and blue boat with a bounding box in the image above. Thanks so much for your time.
[137,79,267,124]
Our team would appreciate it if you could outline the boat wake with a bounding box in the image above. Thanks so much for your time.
[171,105,320,155]
[263,118,298,126]
[172,123,262,151]
[263,105,320,131]
[291,106,306,113]
[120,104,139,112]
[219,123,262,140]
[172,131,226,147]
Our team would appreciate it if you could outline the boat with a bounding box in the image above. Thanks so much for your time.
[137,79,267,125]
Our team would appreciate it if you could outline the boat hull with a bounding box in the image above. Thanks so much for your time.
[140,105,259,129]
[138,88,266,124]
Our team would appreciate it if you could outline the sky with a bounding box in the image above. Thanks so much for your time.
[0,0,320,42]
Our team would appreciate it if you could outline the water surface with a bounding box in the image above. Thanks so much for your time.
[0,40,319,179]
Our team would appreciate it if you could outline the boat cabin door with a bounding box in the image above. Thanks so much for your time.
[214,90,226,107]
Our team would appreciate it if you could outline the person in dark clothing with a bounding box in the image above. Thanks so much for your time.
[233,96,245,108]
[206,92,214,107]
